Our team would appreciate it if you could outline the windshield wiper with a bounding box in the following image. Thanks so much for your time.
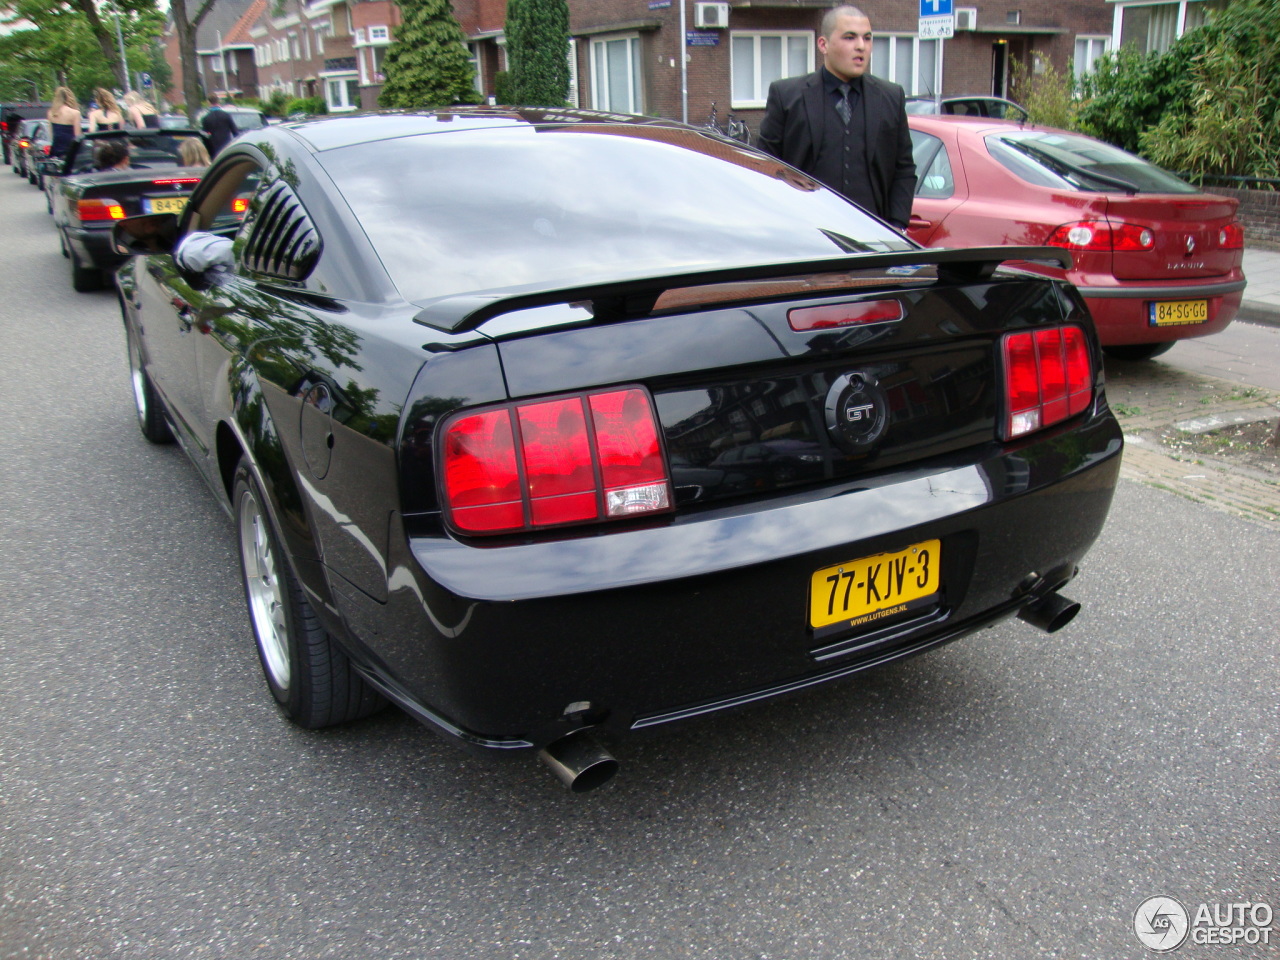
[1007,141,1140,194]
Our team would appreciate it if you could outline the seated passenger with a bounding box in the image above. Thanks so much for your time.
[94,139,131,171]
[179,138,211,167]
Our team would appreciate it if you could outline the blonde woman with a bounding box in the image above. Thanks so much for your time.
[46,87,81,158]
[123,90,159,129]
[178,137,211,167]
[88,89,125,132]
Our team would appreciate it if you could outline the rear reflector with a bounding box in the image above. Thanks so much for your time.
[788,299,904,331]
[1002,326,1092,439]
[442,387,672,535]
[76,198,126,222]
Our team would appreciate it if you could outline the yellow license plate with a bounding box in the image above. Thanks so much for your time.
[1150,299,1208,326]
[146,196,188,215]
[809,539,941,631]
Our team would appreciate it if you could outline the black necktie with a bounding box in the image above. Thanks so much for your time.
[836,82,852,125]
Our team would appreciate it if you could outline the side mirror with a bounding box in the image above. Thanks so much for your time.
[37,158,62,177]
[113,213,179,256]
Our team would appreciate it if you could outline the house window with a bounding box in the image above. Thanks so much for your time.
[590,34,643,115]
[870,35,940,97]
[325,76,360,111]
[1073,36,1109,75]
[314,29,325,55]
[568,38,579,108]
[730,31,813,109]
[466,42,482,94]
[369,26,389,42]
[354,28,365,44]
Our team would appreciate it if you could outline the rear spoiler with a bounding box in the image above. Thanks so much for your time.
[411,245,1072,334]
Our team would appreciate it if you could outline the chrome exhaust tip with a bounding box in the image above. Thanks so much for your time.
[538,730,619,793]
[1017,592,1081,633]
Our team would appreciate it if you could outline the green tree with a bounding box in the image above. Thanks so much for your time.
[1010,55,1076,130]
[1138,0,1280,177]
[1075,44,1192,154]
[504,0,569,107]
[377,0,480,108]
[169,0,220,121]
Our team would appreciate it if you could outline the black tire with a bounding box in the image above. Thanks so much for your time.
[233,461,385,728]
[125,327,173,444]
[69,247,101,292]
[1103,342,1176,362]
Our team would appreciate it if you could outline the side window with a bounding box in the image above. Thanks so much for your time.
[237,178,322,282]
[186,159,261,237]
[910,131,954,199]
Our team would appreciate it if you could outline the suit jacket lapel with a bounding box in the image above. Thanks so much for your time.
[802,72,827,167]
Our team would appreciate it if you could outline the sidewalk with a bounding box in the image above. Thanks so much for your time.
[1241,246,1280,326]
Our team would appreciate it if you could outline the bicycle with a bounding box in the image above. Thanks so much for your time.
[703,102,752,146]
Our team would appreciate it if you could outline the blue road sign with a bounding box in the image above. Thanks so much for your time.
[141,72,152,88]
[920,0,952,16]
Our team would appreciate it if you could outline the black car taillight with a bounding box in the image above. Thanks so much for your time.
[1001,326,1092,440]
[441,387,672,535]
[76,198,125,221]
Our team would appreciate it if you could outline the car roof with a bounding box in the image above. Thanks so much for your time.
[907,113,1047,136]
[275,107,687,152]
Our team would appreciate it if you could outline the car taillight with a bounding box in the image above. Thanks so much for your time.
[76,198,126,222]
[41,145,50,155]
[442,387,672,535]
[232,197,249,213]
[151,178,201,187]
[787,299,905,331]
[1046,220,1154,252]
[1219,222,1244,249]
[1002,326,1092,439]
[18,139,29,149]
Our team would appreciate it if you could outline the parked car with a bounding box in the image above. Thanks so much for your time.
[906,96,1029,122]
[2,103,50,165]
[196,105,268,135]
[906,115,1246,360]
[112,108,1121,790]
[45,129,211,291]
[10,118,47,179]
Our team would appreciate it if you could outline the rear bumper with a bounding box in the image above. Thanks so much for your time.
[1076,276,1245,346]
[336,410,1123,754]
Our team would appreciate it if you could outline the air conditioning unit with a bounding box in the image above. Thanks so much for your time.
[694,2,729,29]
[955,7,977,30]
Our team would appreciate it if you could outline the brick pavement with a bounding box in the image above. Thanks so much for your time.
[1103,356,1280,525]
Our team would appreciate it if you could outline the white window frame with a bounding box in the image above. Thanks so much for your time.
[729,30,814,110]
[568,38,579,108]
[1073,35,1110,76]
[869,33,942,97]
[323,73,360,112]
[590,33,643,115]
[368,25,389,42]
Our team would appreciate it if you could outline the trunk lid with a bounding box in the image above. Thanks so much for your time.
[1106,194,1241,281]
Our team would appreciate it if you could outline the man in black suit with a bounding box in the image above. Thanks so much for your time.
[758,5,916,230]
[201,94,238,158]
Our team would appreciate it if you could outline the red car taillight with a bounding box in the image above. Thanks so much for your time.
[1002,326,1092,439]
[1046,220,1154,252]
[151,177,201,187]
[76,198,126,221]
[41,144,50,155]
[1219,222,1244,249]
[18,139,29,149]
[442,387,672,535]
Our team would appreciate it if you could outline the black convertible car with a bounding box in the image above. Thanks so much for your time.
[113,109,1121,790]
[45,128,209,291]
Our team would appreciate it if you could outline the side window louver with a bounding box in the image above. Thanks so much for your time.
[243,181,322,282]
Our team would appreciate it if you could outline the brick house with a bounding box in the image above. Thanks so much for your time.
[163,0,261,107]
[247,0,400,110]
[455,0,1117,130]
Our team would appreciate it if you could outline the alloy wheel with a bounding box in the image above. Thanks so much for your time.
[238,488,291,690]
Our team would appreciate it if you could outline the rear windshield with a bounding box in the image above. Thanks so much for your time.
[68,133,206,174]
[319,125,912,304]
[986,130,1198,194]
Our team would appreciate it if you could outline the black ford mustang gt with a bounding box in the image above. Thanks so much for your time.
[113,109,1122,791]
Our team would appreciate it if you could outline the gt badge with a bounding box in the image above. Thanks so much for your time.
[825,372,889,452]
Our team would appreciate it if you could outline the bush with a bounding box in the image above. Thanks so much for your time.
[505,0,571,107]
[493,70,514,105]
[284,97,327,117]
[261,90,291,117]
[1137,0,1280,177]
[1010,55,1076,129]
[1075,44,1192,154]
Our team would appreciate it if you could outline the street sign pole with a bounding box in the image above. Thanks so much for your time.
[918,0,953,99]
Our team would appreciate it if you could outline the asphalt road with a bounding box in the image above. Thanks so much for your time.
[1,170,1276,960]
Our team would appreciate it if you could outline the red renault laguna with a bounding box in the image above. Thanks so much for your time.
[907,115,1246,360]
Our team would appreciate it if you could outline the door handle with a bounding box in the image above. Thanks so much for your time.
[908,216,933,229]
